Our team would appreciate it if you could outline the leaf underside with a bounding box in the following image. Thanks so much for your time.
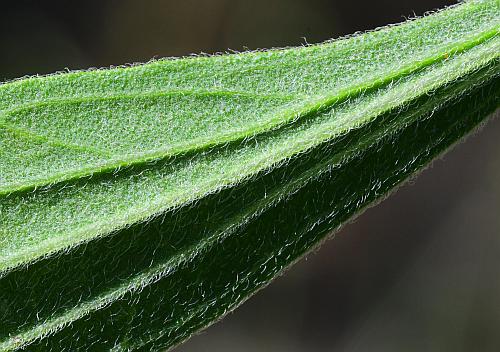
[0,1,499,351]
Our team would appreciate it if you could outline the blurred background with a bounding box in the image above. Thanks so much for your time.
[1,1,499,351]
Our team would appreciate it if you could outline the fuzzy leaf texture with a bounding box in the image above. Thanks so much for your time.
[0,1,499,351]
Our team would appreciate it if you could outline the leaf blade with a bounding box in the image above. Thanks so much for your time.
[0,0,497,194]
[0,1,499,351]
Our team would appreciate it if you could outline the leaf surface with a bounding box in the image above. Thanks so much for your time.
[0,1,499,351]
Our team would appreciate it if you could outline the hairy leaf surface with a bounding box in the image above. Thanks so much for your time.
[0,1,499,351]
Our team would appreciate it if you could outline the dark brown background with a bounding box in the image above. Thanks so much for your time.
[1,1,499,351]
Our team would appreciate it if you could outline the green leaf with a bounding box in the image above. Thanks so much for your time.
[0,1,498,350]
